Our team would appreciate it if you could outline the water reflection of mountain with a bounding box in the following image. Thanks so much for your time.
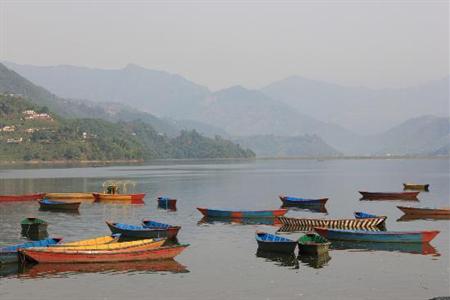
[256,250,299,269]
[198,217,281,226]
[298,252,331,269]
[18,259,189,279]
[331,241,439,256]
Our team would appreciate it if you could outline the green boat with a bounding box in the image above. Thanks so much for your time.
[298,233,331,256]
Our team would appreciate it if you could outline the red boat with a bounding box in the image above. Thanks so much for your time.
[0,193,45,202]
[20,244,189,264]
[359,191,419,200]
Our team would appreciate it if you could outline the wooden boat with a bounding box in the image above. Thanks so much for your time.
[297,233,331,256]
[45,193,95,200]
[198,217,281,226]
[314,227,440,243]
[397,206,450,217]
[60,235,119,247]
[93,193,146,202]
[197,208,287,218]
[106,221,168,239]
[0,193,45,202]
[277,216,386,230]
[403,183,429,191]
[0,238,62,264]
[279,195,328,206]
[20,260,188,278]
[157,197,177,210]
[359,191,419,200]
[37,238,166,252]
[21,218,48,238]
[20,244,189,264]
[39,199,81,211]
[142,220,181,240]
[255,232,297,254]
[354,211,383,219]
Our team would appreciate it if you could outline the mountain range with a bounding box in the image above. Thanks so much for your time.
[2,62,449,157]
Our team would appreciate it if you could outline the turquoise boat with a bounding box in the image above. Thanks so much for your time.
[314,227,439,243]
[0,238,62,264]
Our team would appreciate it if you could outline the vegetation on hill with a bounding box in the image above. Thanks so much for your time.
[0,94,255,162]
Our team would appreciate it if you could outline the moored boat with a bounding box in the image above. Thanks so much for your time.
[255,232,297,254]
[93,193,146,202]
[142,220,181,240]
[157,197,177,210]
[297,233,331,256]
[19,244,189,264]
[354,211,385,219]
[314,227,440,243]
[58,235,119,247]
[279,195,328,206]
[0,193,45,202]
[106,221,168,239]
[21,218,48,238]
[39,199,81,211]
[403,183,429,191]
[0,238,62,264]
[397,206,450,217]
[38,238,165,252]
[277,216,386,230]
[359,191,419,200]
[44,193,95,200]
[197,208,287,218]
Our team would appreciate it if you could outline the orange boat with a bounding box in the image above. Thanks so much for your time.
[93,193,146,202]
[0,193,45,202]
[45,193,95,201]
[20,244,189,264]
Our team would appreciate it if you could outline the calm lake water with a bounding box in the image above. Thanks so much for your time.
[0,159,449,300]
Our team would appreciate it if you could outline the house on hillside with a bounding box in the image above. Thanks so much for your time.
[22,110,54,121]
[6,137,23,144]
[0,125,16,132]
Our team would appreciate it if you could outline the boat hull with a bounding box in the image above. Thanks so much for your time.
[106,222,168,239]
[279,196,328,206]
[397,206,450,217]
[197,207,287,218]
[157,198,177,210]
[93,193,146,202]
[256,240,297,254]
[45,193,95,201]
[142,220,180,240]
[315,227,439,243]
[0,238,62,264]
[20,245,189,264]
[0,193,45,202]
[39,200,81,211]
[277,216,386,230]
[403,183,429,191]
[359,191,419,200]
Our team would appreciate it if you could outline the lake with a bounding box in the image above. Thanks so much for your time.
[0,159,449,300]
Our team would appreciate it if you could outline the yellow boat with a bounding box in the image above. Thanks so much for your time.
[44,238,166,252]
[403,183,429,191]
[58,235,119,247]
[45,193,95,201]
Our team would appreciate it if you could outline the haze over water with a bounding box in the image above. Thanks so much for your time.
[0,159,449,300]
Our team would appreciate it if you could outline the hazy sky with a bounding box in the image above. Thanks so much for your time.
[0,0,448,90]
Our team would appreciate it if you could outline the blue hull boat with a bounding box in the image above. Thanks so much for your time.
[255,231,297,254]
[279,195,328,206]
[0,238,62,264]
[106,221,168,239]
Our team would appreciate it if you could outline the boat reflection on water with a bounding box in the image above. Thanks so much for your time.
[397,214,450,222]
[330,241,439,256]
[280,205,328,214]
[298,252,331,269]
[18,259,189,279]
[0,263,19,278]
[93,199,145,205]
[198,217,281,226]
[256,250,299,269]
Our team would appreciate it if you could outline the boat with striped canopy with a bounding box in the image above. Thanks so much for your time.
[37,238,166,252]
[403,183,429,191]
[19,244,189,264]
[255,232,297,254]
[0,193,45,202]
[106,222,168,238]
[39,199,81,211]
[277,216,386,230]
[359,191,419,200]
[279,195,328,206]
[142,220,181,240]
[197,208,287,218]
[397,206,450,217]
[314,227,439,243]
[0,238,62,264]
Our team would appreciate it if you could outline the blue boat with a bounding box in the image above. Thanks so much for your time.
[197,208,287,218]
[315,227,440,243]
[0,238,62,264]
[39,199,81,211]
[354,211,380,219]
[106,221,168,239]
[255,232,297,253]
[157,196,177,210]
[142,219,181,239]
[279,195,328,206]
